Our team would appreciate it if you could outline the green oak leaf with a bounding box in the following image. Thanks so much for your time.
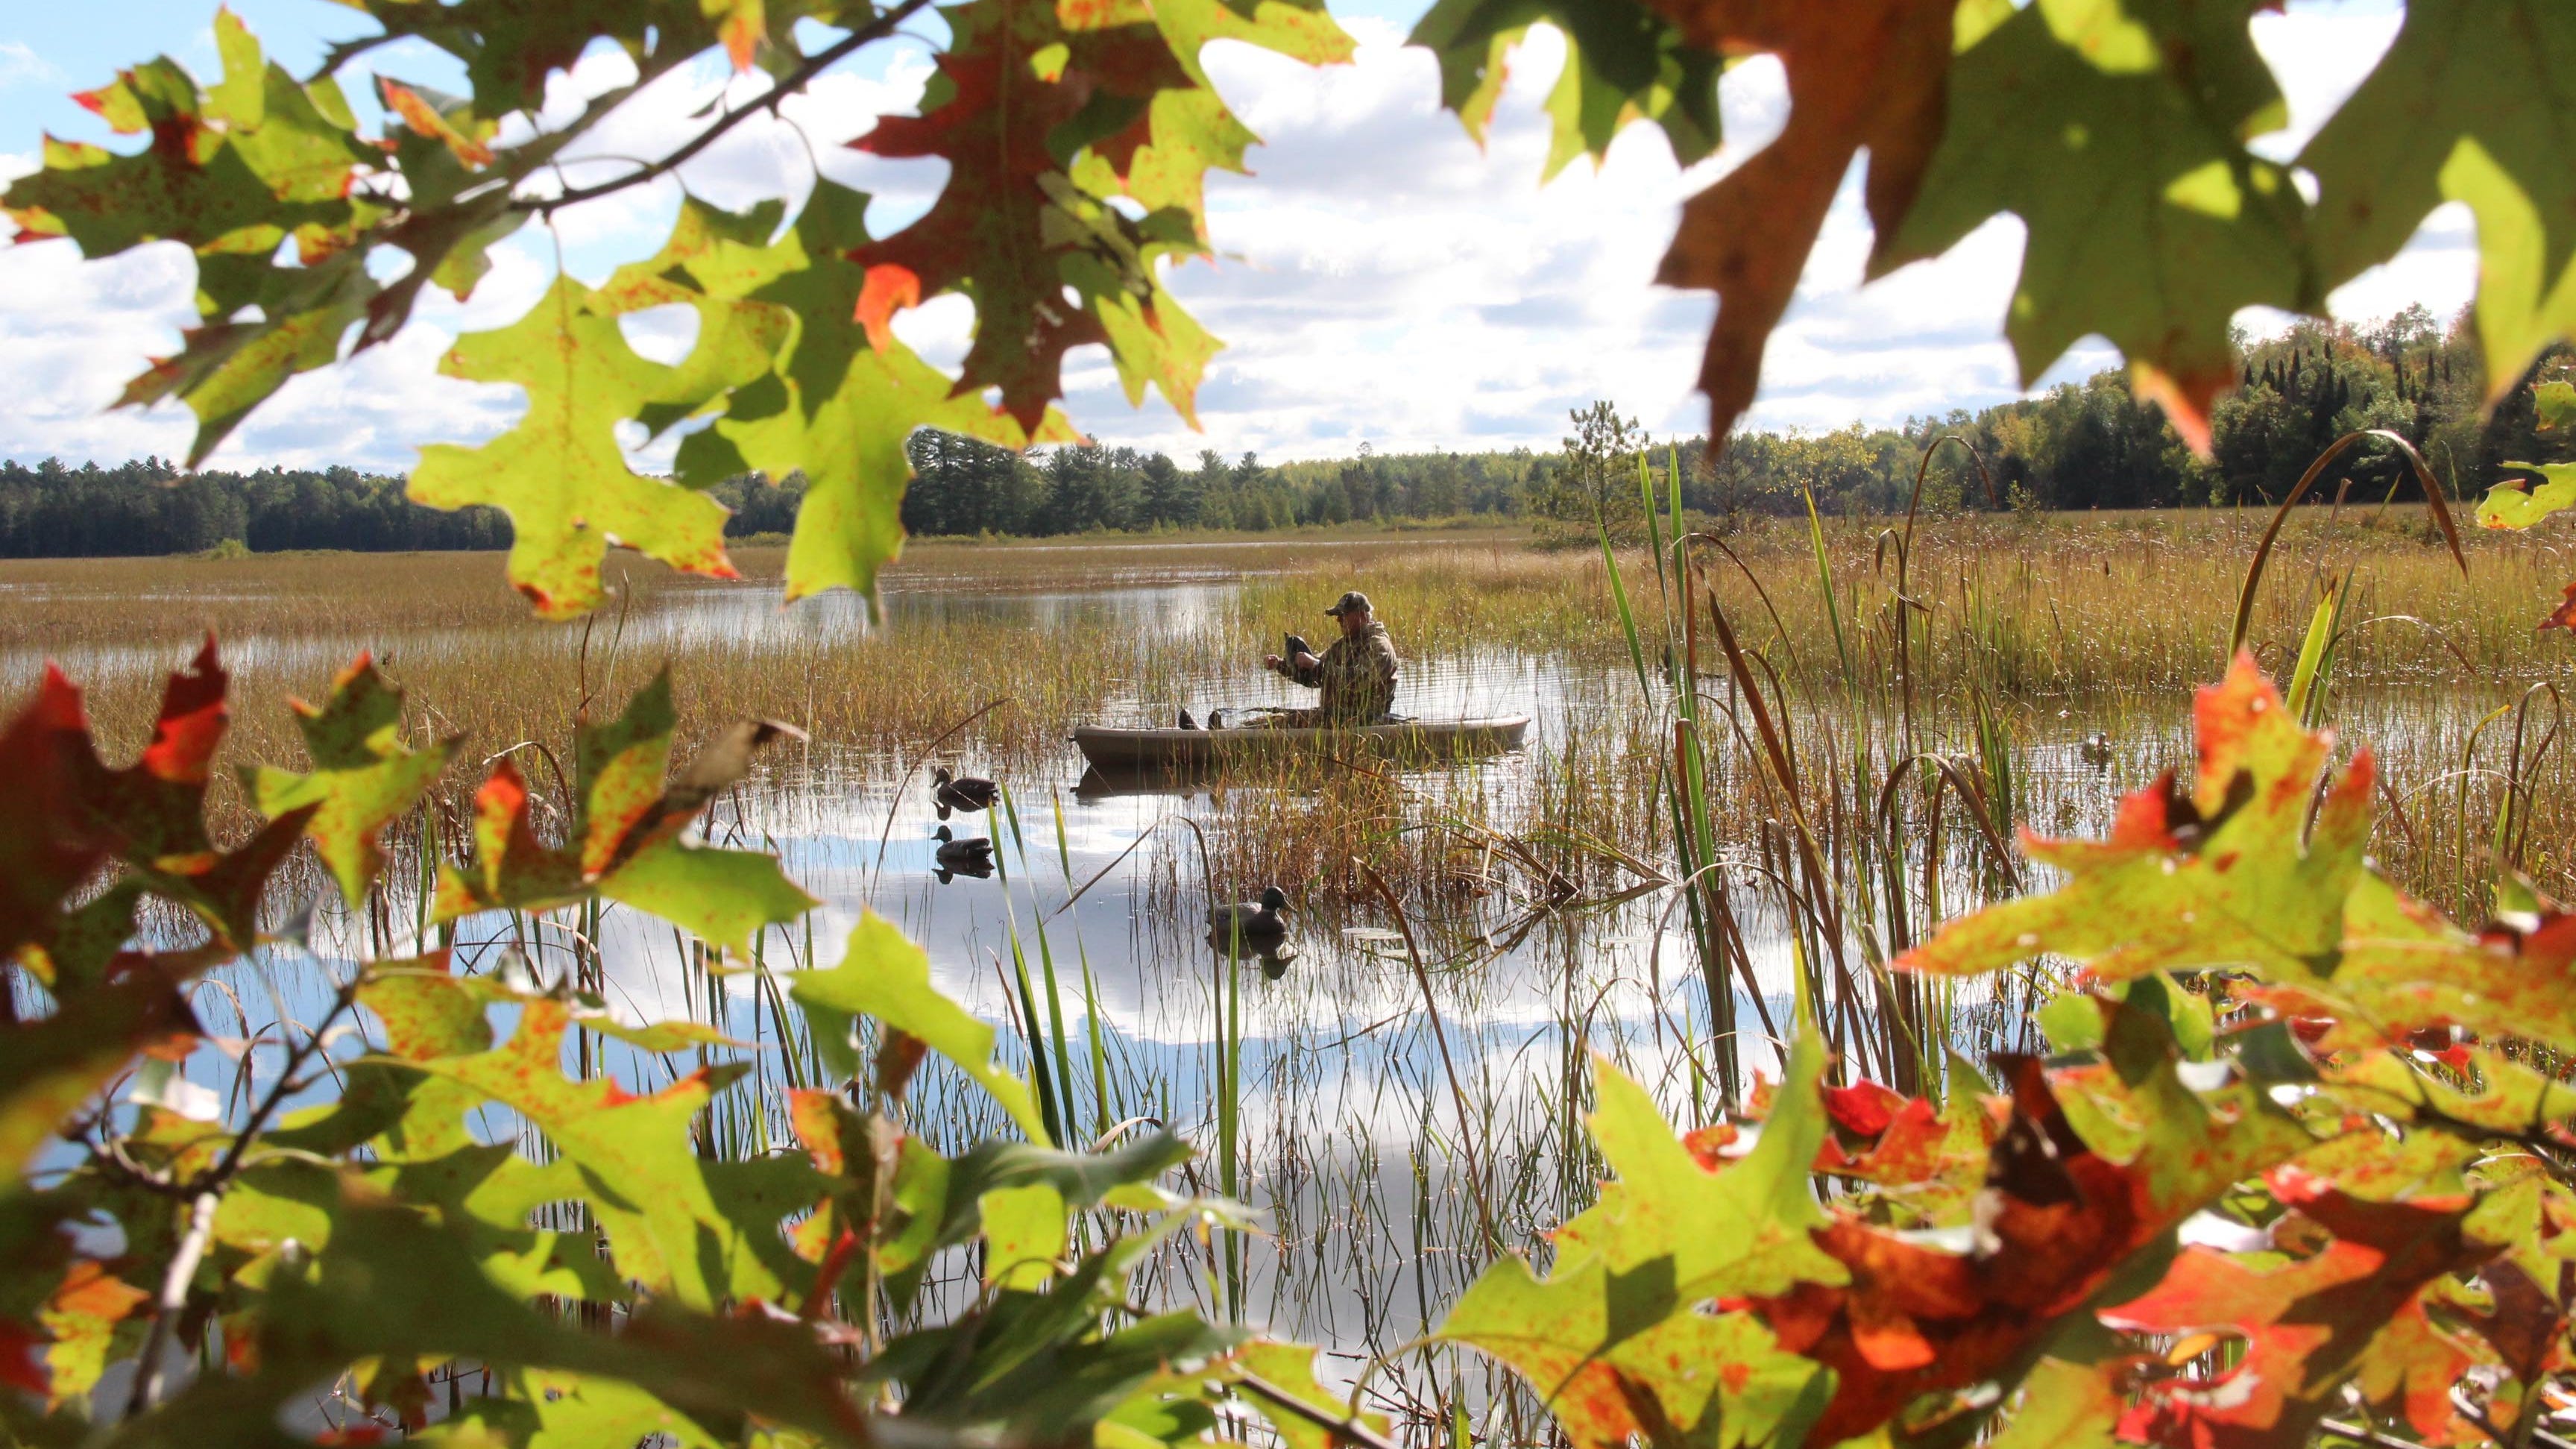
[1888,0,2310,448]
[400,993,796,1308]
[0,12,378,464]
[118,252,383,468]
[791,911,1054,1143]
[125,1188,872,1449]
[2536,379,2576,431]
[667,183,1069,605]
[409,275,774,619]
[1408,0,1719,180]
[2300,0,2576,407]
[1059,0,1352,236]
[1988,1353,2128,1449]
[1437,1035,1841,1449]
[977,1182,1068,1289]
[421,1368,729,1448]
[244,653,456,908]
[2480,461,2576,531]
[434,670,816,952]
[597,195,798,436]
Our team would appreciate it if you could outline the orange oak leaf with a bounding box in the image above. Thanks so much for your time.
[2543,579,2576,632]
[1628,0,1953,441]
[1748,991,2311,1448]
[854,263,920,354]
[2105,1171,2495,1449]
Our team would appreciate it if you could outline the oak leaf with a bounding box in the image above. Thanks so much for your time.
[1437,1037,1842,1449]
[790,911,1054,1143]
[244,653,456,908]
[2105,1173,2495,1448]
[1886,0,2311,453]
[433,670,816,952]
[0,642,313,1187]
[1625,0,1954,441]
[655,186,1071,603]
[2301,0,2576,412]
[1408,0,1720,180]
[409,276,779,617]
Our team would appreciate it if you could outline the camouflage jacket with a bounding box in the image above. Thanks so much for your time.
[1279,621,1399,722]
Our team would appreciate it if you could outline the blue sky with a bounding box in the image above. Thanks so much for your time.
[0,0,2472,472]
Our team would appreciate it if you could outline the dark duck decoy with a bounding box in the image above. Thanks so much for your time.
[1178,708,1200,730]
[933,826,996,882]
[932,765,999,821]
[1206,708,1227,730]
[1208,885,1289,940]
[2079,732,2113,767]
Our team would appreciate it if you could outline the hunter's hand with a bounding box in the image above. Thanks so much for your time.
[1262,653,1284,670]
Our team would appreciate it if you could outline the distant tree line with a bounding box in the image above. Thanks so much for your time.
[0,459,799,558]
[7,307,2566,557]
[898,433,1537,536]
[1678,306,2573,524]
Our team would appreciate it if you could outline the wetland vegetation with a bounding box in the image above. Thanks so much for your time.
[10,496,2572,1436]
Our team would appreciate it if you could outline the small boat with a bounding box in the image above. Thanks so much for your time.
[1071,715,1531,772]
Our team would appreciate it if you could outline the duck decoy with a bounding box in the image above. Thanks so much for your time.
[2079,732,2113,767]
[1208,885,1289,940]
[1206,708,1226,730]
[932,765,999,820]
[933,825,996,882]
[1178,708,1199,730]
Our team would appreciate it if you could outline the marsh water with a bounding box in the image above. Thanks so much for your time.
[15,535,2567,1423]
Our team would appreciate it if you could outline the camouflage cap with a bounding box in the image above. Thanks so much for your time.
[1323,590,1373,617]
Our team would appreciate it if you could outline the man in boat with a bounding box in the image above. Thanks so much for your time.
[1260,591,1399,727]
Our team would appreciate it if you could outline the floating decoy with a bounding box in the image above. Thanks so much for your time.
[932,765,999,820]
[1206,708,1226,730]
[1178,708,1200,730]
[1208,885,1289,940]
[933,825,996,883]
[2079,732,2113,767]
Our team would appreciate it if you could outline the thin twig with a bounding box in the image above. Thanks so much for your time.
[530,0,938,216]
[123,1190,216,1419]
[121,971,367,1420]
[1234,1370,1405,1449]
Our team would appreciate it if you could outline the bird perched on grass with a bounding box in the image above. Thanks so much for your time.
[933,826,995,882]
[932,765,998,820]
[1208,885,1288,940]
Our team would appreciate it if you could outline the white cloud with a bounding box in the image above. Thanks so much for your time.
[0,41,65,91]
[0,2,2489,471]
